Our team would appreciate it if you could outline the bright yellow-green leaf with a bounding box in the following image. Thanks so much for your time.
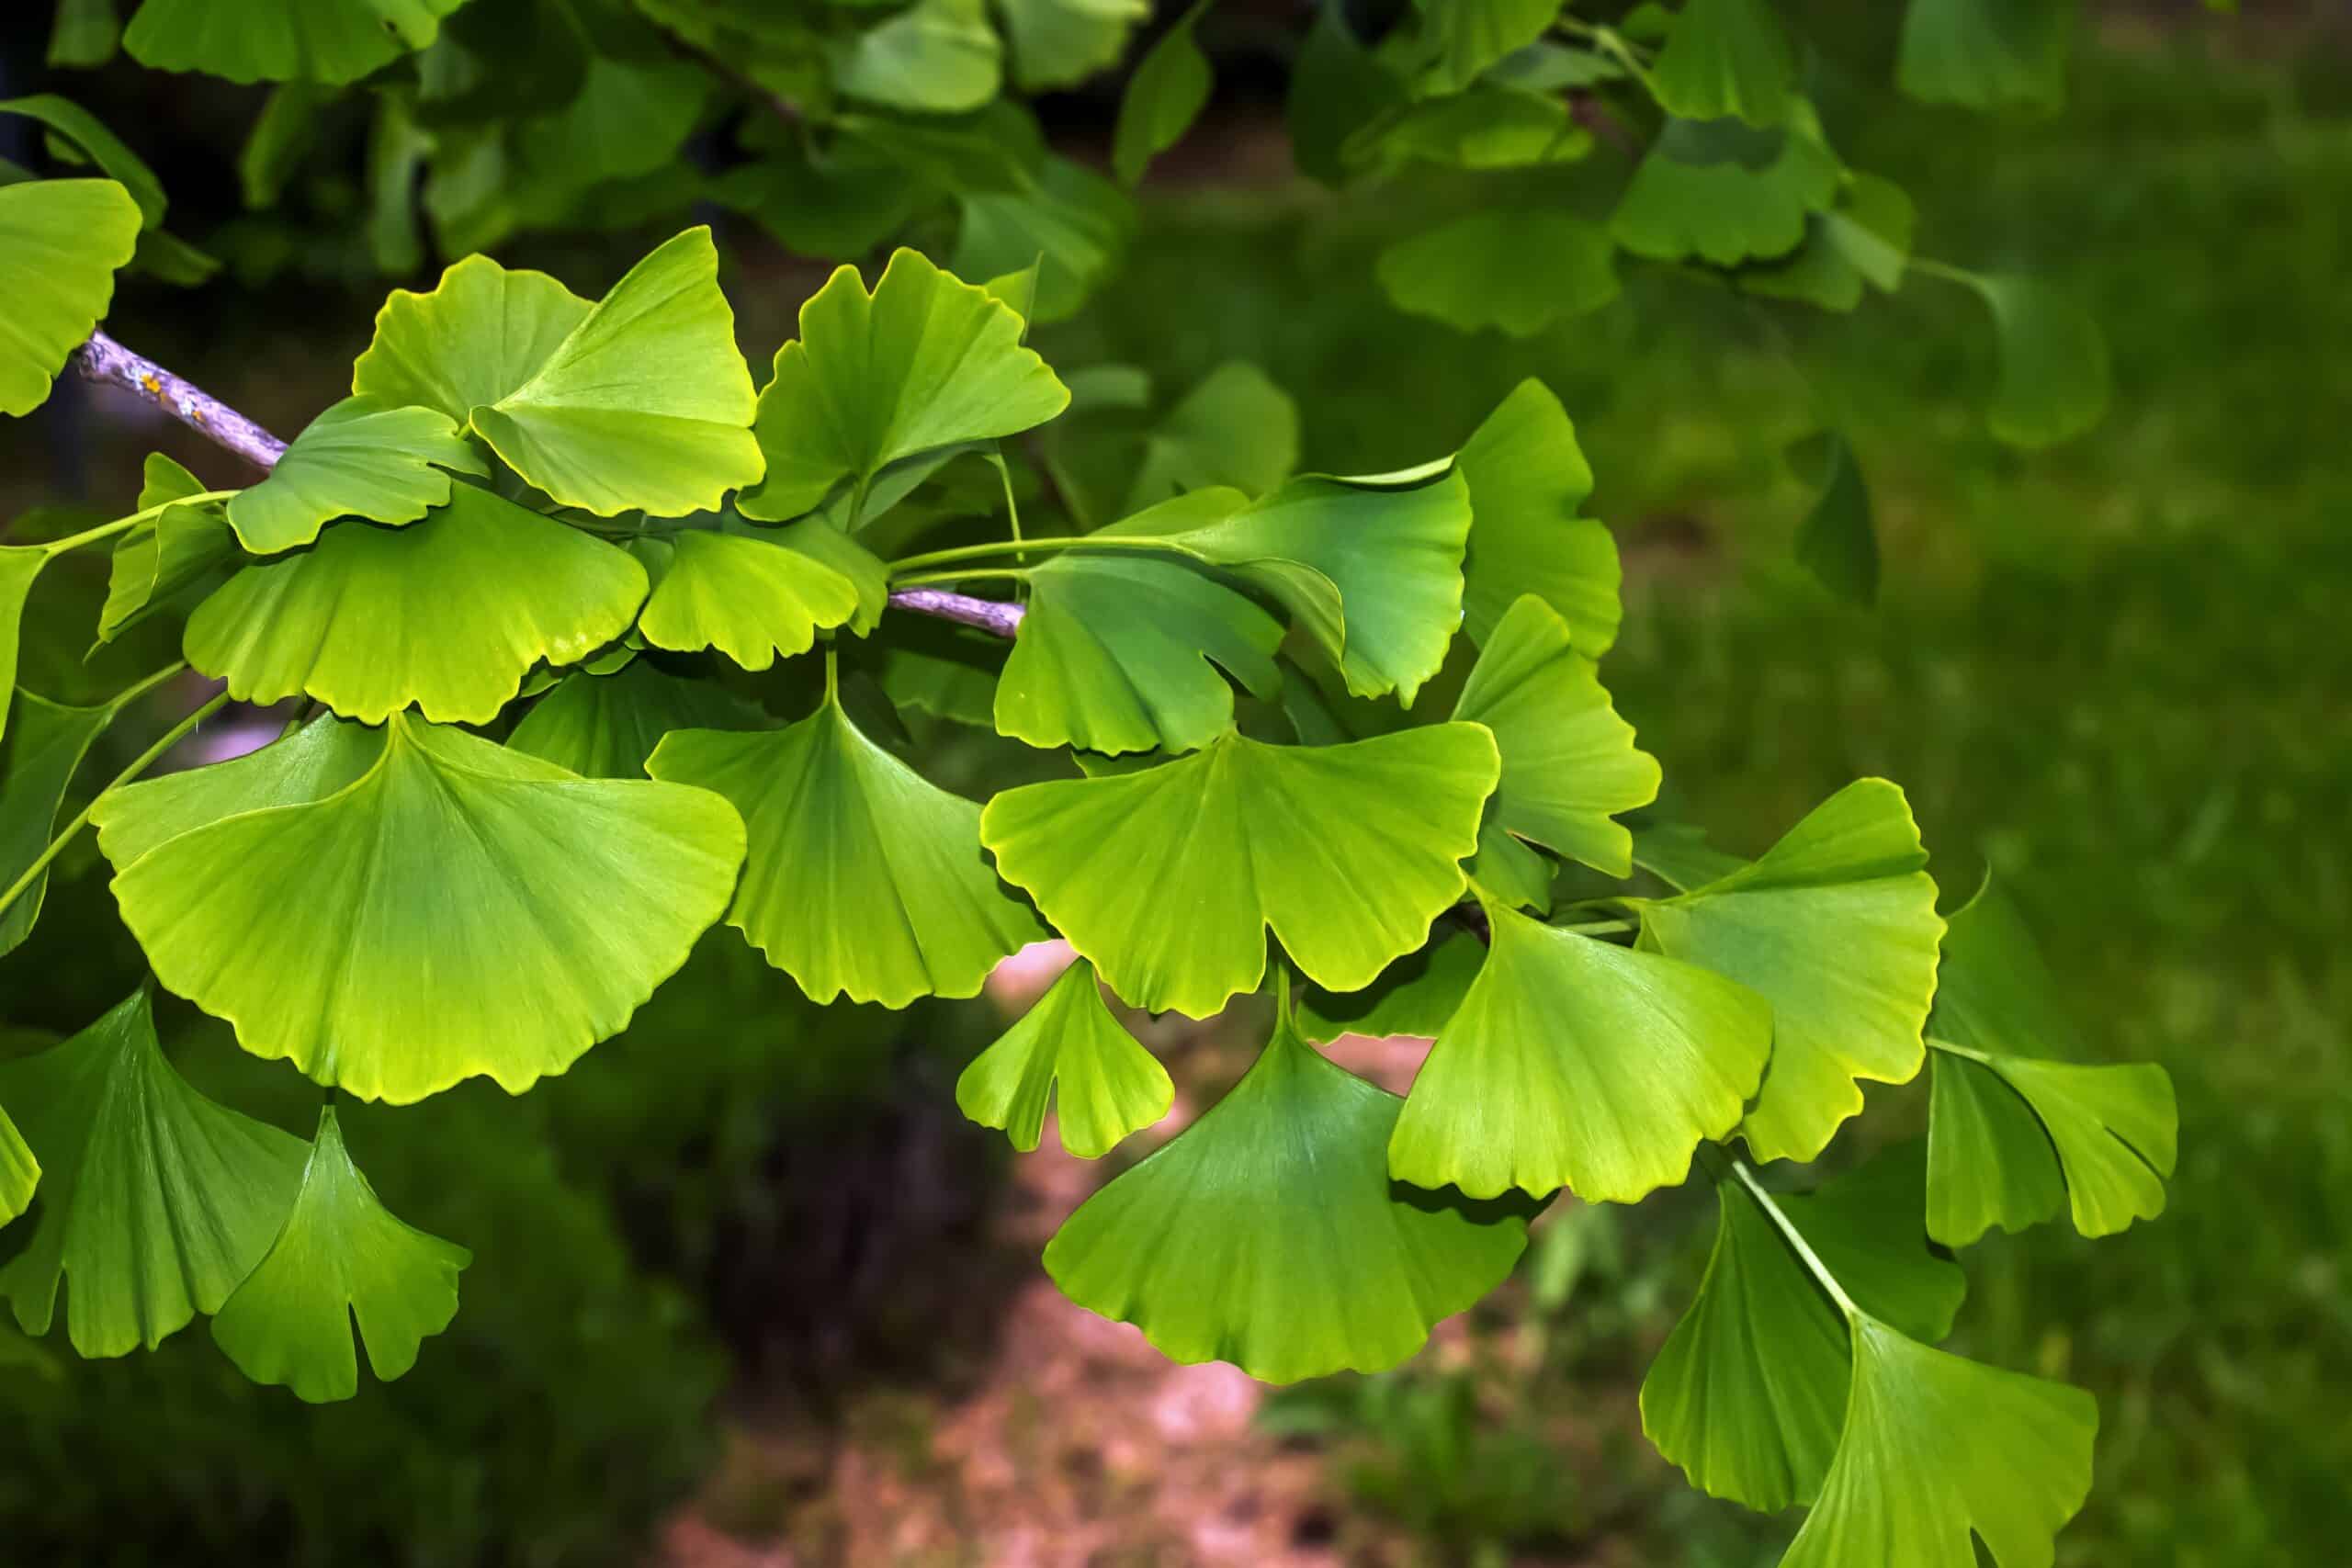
[211,1105,470,1403]
[0,1104,33,1226]
[1391,904,1770,1201]
[351,251,592,423]
[95,712,746,1102]
[125,0,468,85]
[982,725,1497,1017]
[469,228,763,517]
[1782,1316,2097,1568]
[956,958,1171,1158]
[1452,594,1658,878]
[185,480,650,724]
[740,247,1069,523]
[508,659,767,780]
[648,691,1044,1007]
[96,454,237,646]
[1651,0,1795,128]
[0,179,141,417]
[1044,1011,1532,1382]
[635,522,886,671]
[1297,927,1487,1044]
[0,988,308,1357]
[1375,210,1620,338]
[1455,380,1621,657]
[1640,780,1944,1163]
[224,394,487,554]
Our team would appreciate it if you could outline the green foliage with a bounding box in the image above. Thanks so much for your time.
[0,179,140,416]
[955,957,1171,1157]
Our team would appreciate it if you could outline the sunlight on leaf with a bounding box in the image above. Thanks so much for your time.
[125,0,468,85]
[225,395,486,554]
[351,251,591,422]
[0,179,141,417]
[956,958,1172,1157]
[1456,380,1620,657]
[635,522,886,671]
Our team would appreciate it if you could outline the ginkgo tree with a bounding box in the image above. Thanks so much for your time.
[0,1,2166,1562]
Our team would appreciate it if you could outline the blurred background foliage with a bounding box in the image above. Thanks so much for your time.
[2,2,2347,1564]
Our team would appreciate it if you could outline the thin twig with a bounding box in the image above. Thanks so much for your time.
[66,331,1025,639]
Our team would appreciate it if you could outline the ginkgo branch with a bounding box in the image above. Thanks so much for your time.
[66,330,1028,640]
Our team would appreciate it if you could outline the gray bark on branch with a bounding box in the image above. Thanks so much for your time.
[67,331,1024,638]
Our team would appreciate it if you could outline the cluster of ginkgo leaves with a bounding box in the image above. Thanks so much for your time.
[3,186,2174,1561]
[21,0,2111,606]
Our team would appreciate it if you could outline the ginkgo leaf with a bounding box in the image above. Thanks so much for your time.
[738,248,1069,523]
[1786,432,1879,606]
[1452,594,1658,878]
[1409,0,1559,94]
[351,252,592,423]
[1639,780,1944,1164]
[1925,875,2177,1243]
[1111,1,1211,185]
[1044,1011,1532,1382]
[0,989,308,1358]
[185,480,650,725]
[952,154,1136,325]
[1375,211,1620,338]
[1612,115,1842,267]
[96,455,238,646]
[0,1105,33,1226]
[982,725,1497,1017]
[508,659,767,780]
[89,707,386,867]
[95,712,746,1102]
[837,0,1001,114]
[1781,1316,2097,1568]
[1641,1149,1967,1512]
[0,694,112,956]
[1119,361,1298,516]
[469,228,763,517]
[956,958,1172,1158]
[1741,171,1916,313]
[995,530,1284,757]
[0,179,141,417]
[1344,87,1592,175]
[211,1105,470,1403]
[647,690,1043,1008]
[1633,821,1749,892]
[1897,0,2071,112]
[1456,380,1621,658]
[1297,928,1486,1044]
[1000,0,1145,92]
[1959,270,2111,448]
[124,0,467,85]
[223,395,486,554]
[1391,904,1770,1202]
[635,522,885,671]
[1651,0,1795,128]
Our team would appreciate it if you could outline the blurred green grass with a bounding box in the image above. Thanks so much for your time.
[1055,20,2350,1568]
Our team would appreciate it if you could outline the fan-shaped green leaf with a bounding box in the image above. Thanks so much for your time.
[0,694,112,956]
[1045,1013,1532,1382]
[0,989,308,1357]
[1786,432,1879,605]
[952,153,1135,324]
[1651,0,1794,128]
[1456,380,1620,658]
[956,958,1172,1158]
[95,712,746,1102]
[1897,0,2071,112]
[1409,0,1559,94]
[982,725,1497,1018]
[89,708,384,868]
[1298,928,1486,1044]
[1119,361,1298,516]
[96,455,237,646]
[740,247,1069,523]
[1633,821,1749,892]
[1392,904,1770,1202]
[124,0,469,85]
[185,481,650,725]
[1959,269,2110,448]
[1782,1316,2096,1568]
[1001,0,1145,91]
[837,0,1001,113]
[224,395,486,554]
[1641,1150,1966,1512]
[1612,115,1841,267]
[351,252,592,423]
[635,522,885,671]
[0,1104,33,1226]
[1375,210,1620,337]
[1346,87,1592,175]
[1111,1,1210,185]
[1741,171,1915,312]
[0,179,141,417]
[995,525,1284,757]
[508,660,766,780]
[1452,594,1658,878]
[648,690,1042,1007]
[1639,780,1943,1163]
[1925,872,2175,1242]
[1,547,53,747]
[211,1105,469,1403]
[469,228,763,517]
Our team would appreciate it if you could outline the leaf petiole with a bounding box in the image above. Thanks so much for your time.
[1723,1152,1863,1321]
[39,491,240,558]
